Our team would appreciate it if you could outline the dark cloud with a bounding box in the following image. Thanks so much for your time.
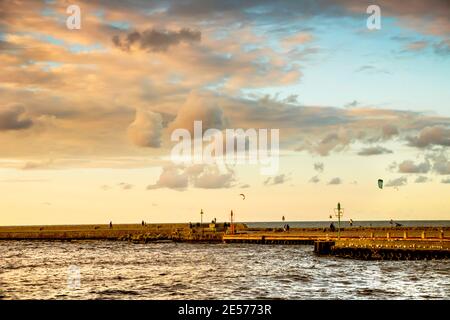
[441,177,450,184]
[385,176,407,188]
[433,40,450,56]
[393,36,450,56]
[344,100,359,108]
[327,177,342,185]
[166,0,449,26]
[404,40,428,52]
[382,124,399,140]
[398,160,430,174]
[264,174,288,186]
[314,162,324,173]
[407,126,450,148]
[358,146,393,156]
[118,182,133,190]
[0,105,33,131]
[415,176,430,183]
[430,153,450,175]
[21,159,53,170]
[0,179,49,183]
[309,175,320,184]
[355,65,390,75]
[315,132,351,156]
[113,28,201,52]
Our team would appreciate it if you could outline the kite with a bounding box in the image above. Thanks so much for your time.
[378,179,384,189]
[239,193,246,200]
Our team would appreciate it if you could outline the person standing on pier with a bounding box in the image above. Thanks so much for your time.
[109,221,113,229]
[330,222,335,232]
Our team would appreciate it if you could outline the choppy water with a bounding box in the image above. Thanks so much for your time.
[0,240,449,300]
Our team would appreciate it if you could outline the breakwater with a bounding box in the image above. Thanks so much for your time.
[1,224,449,260]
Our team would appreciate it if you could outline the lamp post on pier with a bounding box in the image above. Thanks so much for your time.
[334,202,344,240]
[200,209,204,236]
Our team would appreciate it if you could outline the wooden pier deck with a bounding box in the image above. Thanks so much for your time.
[222,228,449,244]
[223,229,450,260]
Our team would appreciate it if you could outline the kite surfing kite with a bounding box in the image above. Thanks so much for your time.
[378,179,383,189]
[239,193,246,200]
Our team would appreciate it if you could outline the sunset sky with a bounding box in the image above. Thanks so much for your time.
[0,0,449,225]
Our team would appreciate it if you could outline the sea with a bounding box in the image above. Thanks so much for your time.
[1,223,449,300]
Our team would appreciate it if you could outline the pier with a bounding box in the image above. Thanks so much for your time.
[317,239,450,260]
[223,228,450,260]
[0,224,449,260]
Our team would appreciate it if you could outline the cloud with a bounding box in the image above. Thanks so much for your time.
[281,32,313,49]
[165,0,450,38]
[128,109,163,148]
[385,176,408,188]
[358,146,393,156]
[430,153,450,175]
[407,126,450,148]
[433,39,450,56]
[404,40,429,52]
[314,162,324,173]
[113,28,201,52]
[21,159,54,170]
[0,105,33,131]
[264,174,288,186]
[193,166,235,189]
[327,177,342,185]
[309,175,320,184]
[168,91,227,134]
[0,179,49,183]
[239,184,250,189]
[1,0,450,170]
[147,165,189,191]
[398,160,430,174]
[118,182,133,190]
[147,164,234,190]
[382,125,399,140]
[354,65,390,75]
[415,176,430,183]
[344,100,359,108]
[313,130,352,156]
[441,177,450,184]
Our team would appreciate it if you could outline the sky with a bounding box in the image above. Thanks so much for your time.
[0,0,449,225]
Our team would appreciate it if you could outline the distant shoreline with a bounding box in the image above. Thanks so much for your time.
[0,222,449,242]
[1,219,449,228]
